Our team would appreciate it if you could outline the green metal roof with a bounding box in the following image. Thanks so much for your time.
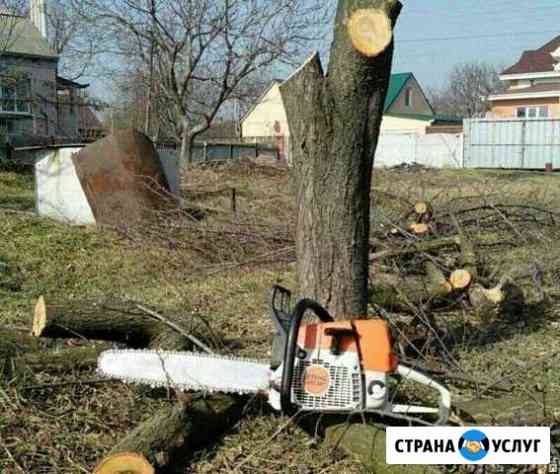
[0,15,57,59]
[384,72,413,112]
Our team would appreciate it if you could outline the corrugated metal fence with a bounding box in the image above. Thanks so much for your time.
[157,141,279,163]
[464,118,560,169]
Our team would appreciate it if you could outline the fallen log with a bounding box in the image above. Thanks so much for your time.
[98,396,244,472]
[93,452,154,474]
[12,345,107,375]
[33,296,164,346]
[369,264,453,311]
[468,283,505,308]
[408,222,430,236]
[454,393,560,425]
[414,200,433,223]
[452,215,477,280]
[324,422,435,473]
[369,236,459,261]
[449,269,472,291]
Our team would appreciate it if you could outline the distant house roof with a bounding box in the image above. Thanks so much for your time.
[198,120,239,140]
[488,82,560,101]
[384,72,414,112]
[241,73,433,127]
[57,76,89,90]
[502,35,560,75]
[0,14,57,59]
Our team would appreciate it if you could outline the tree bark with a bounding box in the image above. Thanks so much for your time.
[279,0,402,319]
[11,345,108,376]
[324,422,435,474]
[369,236,460,261]
[369,265,452,311]
[455,394,560,425]
[32,296,164,347]
[100,396,244,471]
[179,122,193,169]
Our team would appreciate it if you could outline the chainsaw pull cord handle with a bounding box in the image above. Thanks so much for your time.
[280,298,334,414]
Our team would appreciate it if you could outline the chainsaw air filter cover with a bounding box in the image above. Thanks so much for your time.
[292,320,398,412]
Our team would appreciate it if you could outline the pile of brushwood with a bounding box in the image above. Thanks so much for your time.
[369,200,544,315]
[2,196,559,473]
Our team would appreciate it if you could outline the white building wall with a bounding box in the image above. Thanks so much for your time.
[380,115,432,134]
[241,83,290,138]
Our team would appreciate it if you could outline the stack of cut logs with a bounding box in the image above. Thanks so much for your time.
[370,201,528,313]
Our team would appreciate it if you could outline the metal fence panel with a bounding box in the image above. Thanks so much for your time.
[464,118,560,169]
[375,132,463,168]
[157,141,279,164]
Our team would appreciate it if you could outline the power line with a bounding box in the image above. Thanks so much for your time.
[399,29,559,44]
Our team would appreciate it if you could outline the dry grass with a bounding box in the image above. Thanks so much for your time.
[1,162,560,473]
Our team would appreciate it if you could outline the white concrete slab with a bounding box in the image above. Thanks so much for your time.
[35,147,96,225]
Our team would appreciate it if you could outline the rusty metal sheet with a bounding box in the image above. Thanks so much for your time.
[72,129,171,226]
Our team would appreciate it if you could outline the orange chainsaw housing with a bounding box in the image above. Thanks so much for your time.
[296,319,398,373]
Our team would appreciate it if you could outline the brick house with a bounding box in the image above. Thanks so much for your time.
[0,1,102,142]
[487,36,560,119]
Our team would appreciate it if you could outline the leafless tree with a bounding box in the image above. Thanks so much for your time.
[72,0,330,169]
[429,61,505,118]
[45,1,105,80]
[0,0,28,55]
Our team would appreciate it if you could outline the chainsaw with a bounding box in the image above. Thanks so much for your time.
[97,285,451,424]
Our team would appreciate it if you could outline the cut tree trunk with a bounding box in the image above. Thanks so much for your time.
[11,345,107,376]
[33,297,164,347]
[414,201,433,223]
[452,215,478,280]
[455,394,560,425]
[449,269,472,291]
[369,264,452,311]
[279,0,402,319]
[408,222,431,236]
[93,452,154,474]
[99,396,244,472]
[324,422,435,474]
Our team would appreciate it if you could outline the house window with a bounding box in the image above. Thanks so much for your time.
[405,88,413,107]
[1,78,31,114]
[516,106,549,118]
[0,118,15,134]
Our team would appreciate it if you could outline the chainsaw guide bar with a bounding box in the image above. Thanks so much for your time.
[97,349,272,395]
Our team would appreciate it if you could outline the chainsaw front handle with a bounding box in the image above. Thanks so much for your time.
[394,364,451,425]
[280,298,334,413]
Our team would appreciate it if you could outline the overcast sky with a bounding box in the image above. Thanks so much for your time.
[392,0,560,90]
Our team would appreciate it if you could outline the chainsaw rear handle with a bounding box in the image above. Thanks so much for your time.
[280,298,334,413]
